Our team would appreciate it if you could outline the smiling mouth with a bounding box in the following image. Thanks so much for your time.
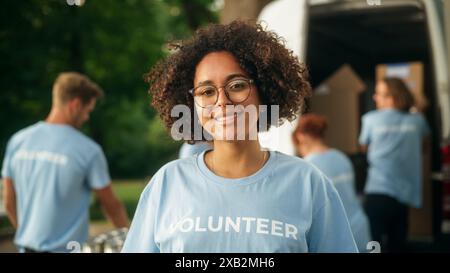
[213,110,244,124]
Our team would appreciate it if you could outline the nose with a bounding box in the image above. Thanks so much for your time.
[215,87,232,107]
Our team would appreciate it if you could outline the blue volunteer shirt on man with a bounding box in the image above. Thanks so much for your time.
[1,121,110,252]
[304,149,372,252]
[122,150,358,253]
[359,109,430,208]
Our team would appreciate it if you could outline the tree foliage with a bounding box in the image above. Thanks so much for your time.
[0,0,218,178]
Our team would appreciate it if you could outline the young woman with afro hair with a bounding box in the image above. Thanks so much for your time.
[122,20,358,253]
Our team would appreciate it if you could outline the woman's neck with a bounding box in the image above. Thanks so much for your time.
[303,141,329,158]
[205,139,267,179]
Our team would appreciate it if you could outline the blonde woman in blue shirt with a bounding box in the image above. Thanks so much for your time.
[359,77,430,252]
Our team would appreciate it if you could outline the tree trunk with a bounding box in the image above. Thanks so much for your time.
[220,0,273,24]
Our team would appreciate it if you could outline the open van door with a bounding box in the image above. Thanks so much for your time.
[424,0,450,141]
[258,0,308,155]
[446,0,450,73]
[444,0,450,99]
[436,0,450,236]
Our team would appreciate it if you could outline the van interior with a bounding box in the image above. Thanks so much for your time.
[305,0,445,248]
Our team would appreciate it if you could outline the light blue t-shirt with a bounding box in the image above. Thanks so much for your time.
[122,150,358,253]
[1,121,111,252]
[359,109,430,208]
[179,142,211,159]
[304,149,372,253]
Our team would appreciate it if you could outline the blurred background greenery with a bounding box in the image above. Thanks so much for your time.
[90,180,145,222]
[0,0,273,241]
[0,0,219,179]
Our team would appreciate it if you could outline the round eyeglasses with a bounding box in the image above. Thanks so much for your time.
[189,78,254,108]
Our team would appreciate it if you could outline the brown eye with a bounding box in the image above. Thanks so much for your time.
[195,86,216,97]
[227,80,248,92]
[203,88,217,97]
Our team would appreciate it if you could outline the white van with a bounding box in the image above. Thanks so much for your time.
[259,0,450,249]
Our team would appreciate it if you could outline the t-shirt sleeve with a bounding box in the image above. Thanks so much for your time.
[358,114,371,146]
[1,138,15,179]
[307,175,359,253]
[121,175,161,253]
[417,113,430,137]
[86,149,111,190]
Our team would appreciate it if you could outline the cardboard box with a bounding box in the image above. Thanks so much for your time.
[309,64,366,154]
[376,61,431,238]
[376,62,427,111]
[408,144,432,239]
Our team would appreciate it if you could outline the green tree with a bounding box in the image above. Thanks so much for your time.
[0,0,218,178]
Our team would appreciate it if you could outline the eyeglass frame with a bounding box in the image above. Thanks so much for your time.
[188,78,254,108]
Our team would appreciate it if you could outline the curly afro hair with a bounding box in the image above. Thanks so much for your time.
[145,20,312,142]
